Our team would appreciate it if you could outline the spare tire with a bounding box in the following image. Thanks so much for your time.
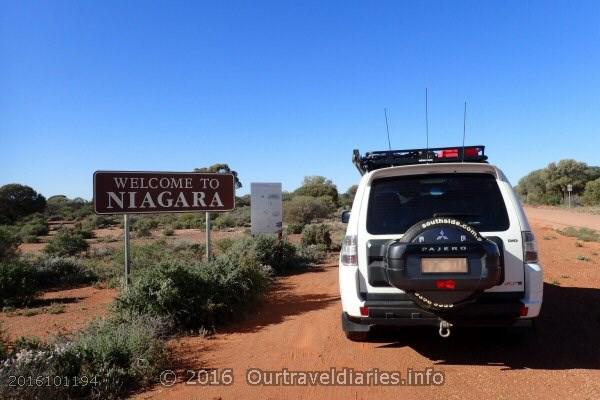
[384,217,502,312]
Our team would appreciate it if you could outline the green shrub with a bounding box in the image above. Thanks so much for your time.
[115,259,270,330]
[286,223,304,234]
[212,213,235,229]
[214,207,251,228]
[44,230,89,256]
[296,244,327,265]
[225,235,299,274]
[302,224,332,250]
[34,256,98,287]
[107,240,206,285]
[0,259,37,306]
[173,213,204,229]
[74,315,170,398]
[162,227,175,236]
[19,221,49,238]
[0,315,169,400]
[215,237,235,254]
[583,178,600,206]
[284,195,331,225]
[0,225,21,260]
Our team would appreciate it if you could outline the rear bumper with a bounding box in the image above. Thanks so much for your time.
[343,292,536,331]
[342,312,534,332]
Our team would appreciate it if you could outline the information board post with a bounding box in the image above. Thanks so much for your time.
[205,212,211,260]
[123,214,131,289]
[567,184,573,208]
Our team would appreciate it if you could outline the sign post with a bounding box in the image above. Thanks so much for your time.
[94,171,236,286]
[123,214,131,288]
[205,212,211,260]
[567,184,573,208]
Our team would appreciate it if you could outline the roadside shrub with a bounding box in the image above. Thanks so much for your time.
[115,259,270,330]
[215,237,235,254]
[34,256,98,287]
[133,217,158,237]
[284,195,331,225]
[0,259,37,306]
[301,224,332,250]
[0,315,169,400]
[162,226,175,236]
[109,240,206,282]
[212,213,235,229]
[286,223,304,234]
[44,230,89,256]
[582,178,600,206]
[225,235,298,274]
[74,315,170,398]
[173,213,204,229]
[19,219,49,239]
[0,225,21,260]
[296,244,327,265]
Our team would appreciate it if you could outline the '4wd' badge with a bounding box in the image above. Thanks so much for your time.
[436,230,449,240]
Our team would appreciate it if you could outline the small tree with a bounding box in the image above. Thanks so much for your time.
[284,196,331,225]
[194,163,242,189]
[0,184,46,224]
[294,176,339,205]
[582,178,600,206]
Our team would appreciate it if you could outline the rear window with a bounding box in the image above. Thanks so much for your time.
[366,173,509,235]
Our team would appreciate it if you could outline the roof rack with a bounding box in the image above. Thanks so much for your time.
[352,145,488,175]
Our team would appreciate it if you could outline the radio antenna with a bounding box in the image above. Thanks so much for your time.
[384,108,392,150]
[462,101,467,161]
[425,88,429,150]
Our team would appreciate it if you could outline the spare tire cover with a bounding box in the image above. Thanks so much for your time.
[384,217,502,312]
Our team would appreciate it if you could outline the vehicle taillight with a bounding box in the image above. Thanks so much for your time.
[360,306,369,316]
[341,235,358,266]
[522,231,538,263]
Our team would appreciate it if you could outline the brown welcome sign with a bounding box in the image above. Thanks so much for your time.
[93,171,235,214]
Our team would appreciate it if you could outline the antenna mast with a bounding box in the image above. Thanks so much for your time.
[384,108,392,150]
[425,88,429,150]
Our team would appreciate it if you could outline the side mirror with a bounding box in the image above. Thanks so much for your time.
[341,210,351,223]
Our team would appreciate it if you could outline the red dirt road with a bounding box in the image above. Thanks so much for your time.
[525,206,600,230]
[137,211,600,400]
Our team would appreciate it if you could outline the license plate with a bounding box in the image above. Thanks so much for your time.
[421,258,468,274]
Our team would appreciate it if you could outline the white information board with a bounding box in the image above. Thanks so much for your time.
[251,183,283,235]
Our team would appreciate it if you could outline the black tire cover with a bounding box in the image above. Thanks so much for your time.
[384,217,502,312]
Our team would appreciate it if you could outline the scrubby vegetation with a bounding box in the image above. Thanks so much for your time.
[115,259,270,331]
[516,160,600,205]
[558,227,600,242]
[0,314,170,400]
[301,224,332,250]
[44,230,90,256]
[0,259,38,307]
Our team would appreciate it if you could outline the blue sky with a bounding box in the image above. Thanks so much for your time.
[1,0,599,199]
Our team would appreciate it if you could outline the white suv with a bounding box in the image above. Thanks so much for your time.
[339,146,543,340]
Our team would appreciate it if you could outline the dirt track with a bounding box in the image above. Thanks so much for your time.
[137,209,600,400]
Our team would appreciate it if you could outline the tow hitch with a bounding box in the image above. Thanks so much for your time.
[438,320,452,338]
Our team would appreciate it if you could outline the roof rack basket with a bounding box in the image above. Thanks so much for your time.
[352,145,487,175]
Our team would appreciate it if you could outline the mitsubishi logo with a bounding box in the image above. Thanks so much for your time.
[436,230,449,240]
